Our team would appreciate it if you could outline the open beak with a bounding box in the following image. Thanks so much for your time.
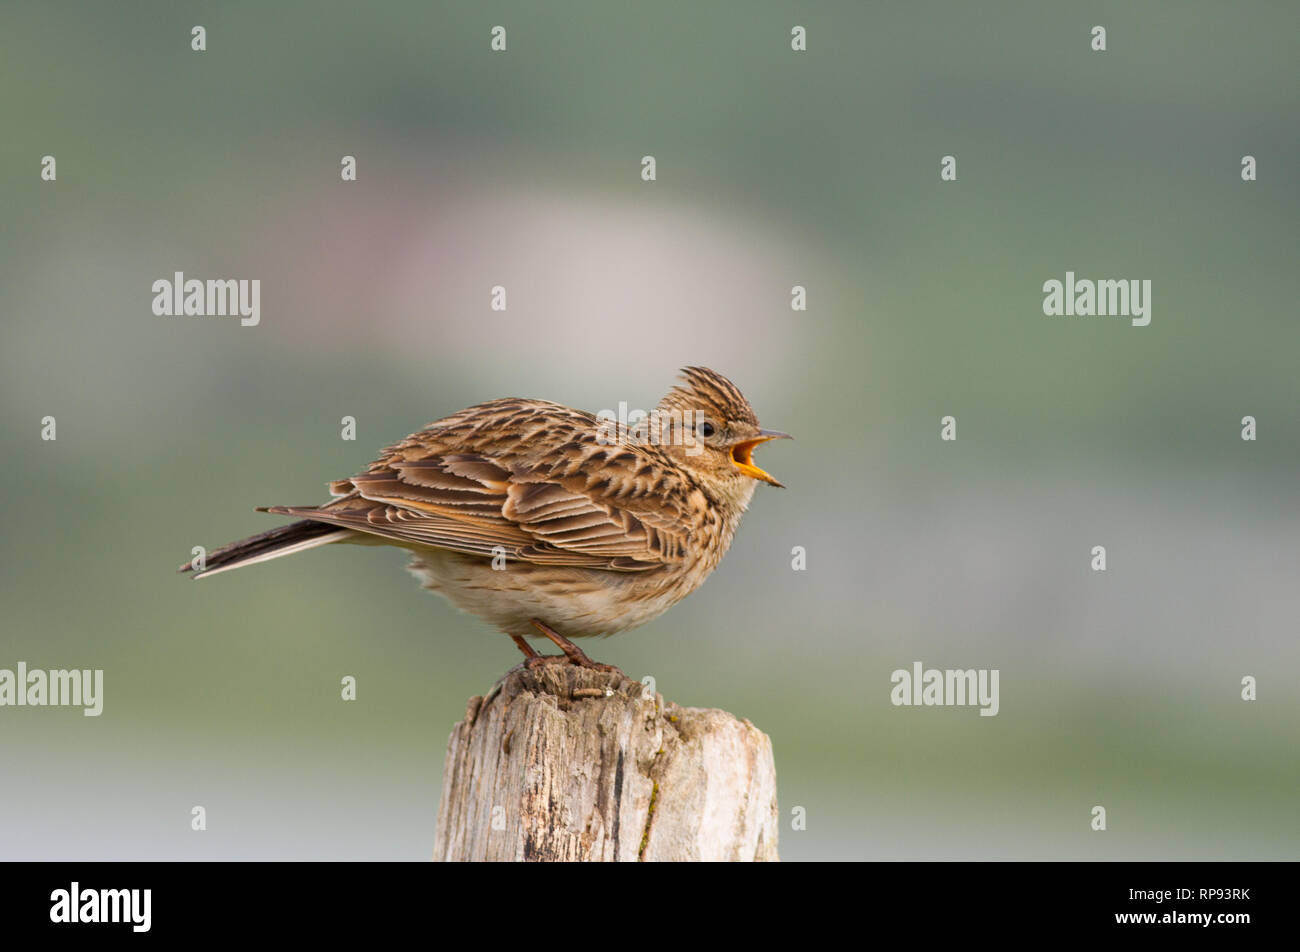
[729,429,792,487]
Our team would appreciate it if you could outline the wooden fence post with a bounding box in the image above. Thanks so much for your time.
[432,664,778,861]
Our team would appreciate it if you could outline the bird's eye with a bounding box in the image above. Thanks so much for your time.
[697,421,715,438]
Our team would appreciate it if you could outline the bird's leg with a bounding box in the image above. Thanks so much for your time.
[509,634,541,660]
[528,619,620,673]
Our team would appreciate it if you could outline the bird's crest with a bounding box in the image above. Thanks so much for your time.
[656,366,759,428]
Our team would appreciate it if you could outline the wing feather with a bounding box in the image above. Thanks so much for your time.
[264,400,702,572]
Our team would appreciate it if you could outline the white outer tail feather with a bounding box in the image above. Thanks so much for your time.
[193,530,355,580]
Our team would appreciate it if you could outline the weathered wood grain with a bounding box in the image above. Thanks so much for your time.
[433,664,778,861]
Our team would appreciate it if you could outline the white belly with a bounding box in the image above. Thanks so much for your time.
[405,549,694,640]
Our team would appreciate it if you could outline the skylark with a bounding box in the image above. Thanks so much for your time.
[180,367,789,668]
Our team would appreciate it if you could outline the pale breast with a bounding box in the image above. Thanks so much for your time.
[405,547,714,640]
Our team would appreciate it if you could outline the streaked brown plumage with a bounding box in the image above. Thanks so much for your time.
[180,367,789,667]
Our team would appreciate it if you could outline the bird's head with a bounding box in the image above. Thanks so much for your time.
[653,367,791,495]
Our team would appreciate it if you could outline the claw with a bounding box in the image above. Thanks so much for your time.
[506,621,622,674]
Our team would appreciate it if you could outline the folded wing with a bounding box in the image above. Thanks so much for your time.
[263,400,699,573]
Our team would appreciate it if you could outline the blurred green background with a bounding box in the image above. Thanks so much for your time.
[2,1,1297,860]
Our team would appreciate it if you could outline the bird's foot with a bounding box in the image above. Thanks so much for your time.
[508,622,622,674]
[521,653,621,674]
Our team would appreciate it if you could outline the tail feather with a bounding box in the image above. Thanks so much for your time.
[180,518,352,579]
